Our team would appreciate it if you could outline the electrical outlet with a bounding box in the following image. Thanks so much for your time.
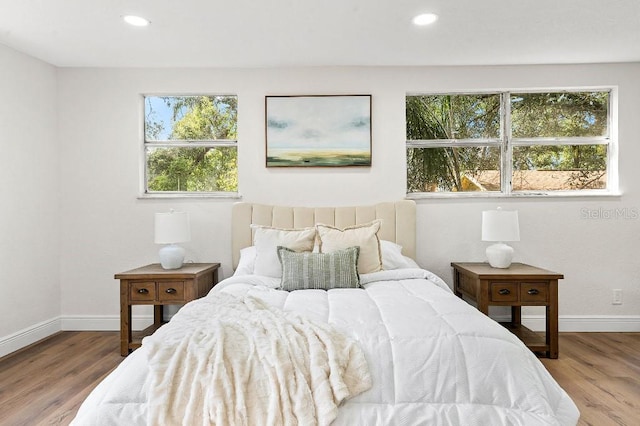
[612,289,623,305]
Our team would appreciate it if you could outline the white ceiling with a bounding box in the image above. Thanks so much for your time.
[1,0,639,68]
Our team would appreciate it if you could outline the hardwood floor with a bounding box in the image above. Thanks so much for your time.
[0,332,122,426]
[541,333,640,426]
[0,332,638,425]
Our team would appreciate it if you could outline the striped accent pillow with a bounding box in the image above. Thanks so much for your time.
[277,246,360,291]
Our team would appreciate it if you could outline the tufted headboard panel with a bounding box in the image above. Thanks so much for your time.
[231,200,416,269]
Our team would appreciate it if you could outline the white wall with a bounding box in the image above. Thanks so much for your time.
[0,44,60,356]
[1,60,638,356]
[56,64,640,332]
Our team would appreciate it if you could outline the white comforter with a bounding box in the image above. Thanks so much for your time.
[72,269,579,425]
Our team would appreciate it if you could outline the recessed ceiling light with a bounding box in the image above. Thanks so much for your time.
[123,15,150,27]
[412,13,438,26]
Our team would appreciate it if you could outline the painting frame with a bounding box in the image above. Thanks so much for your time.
[265,94,372,167]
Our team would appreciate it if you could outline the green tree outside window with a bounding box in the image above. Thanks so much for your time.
[406,91,610,194]
[144,95,238,193]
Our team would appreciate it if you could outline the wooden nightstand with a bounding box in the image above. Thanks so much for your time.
[451,262,563,358]
[115,263,220,356]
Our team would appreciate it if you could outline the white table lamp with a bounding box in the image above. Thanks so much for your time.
[482,208,520,268]
[154,210,191,269]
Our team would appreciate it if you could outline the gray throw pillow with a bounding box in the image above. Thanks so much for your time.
[277,246,360,291]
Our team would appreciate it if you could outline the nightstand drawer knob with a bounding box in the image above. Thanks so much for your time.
[165,288,177,294]
[137,288,149,294]
[498,288,511,295]
[527,289,540,295]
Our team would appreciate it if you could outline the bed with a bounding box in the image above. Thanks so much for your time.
[72,201,579,425]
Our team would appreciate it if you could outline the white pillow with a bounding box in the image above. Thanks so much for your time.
[234,246,257,276]
[380,240,420,270]
[317,220,382,274]
[252,225,316,278]
[233,238,416,275]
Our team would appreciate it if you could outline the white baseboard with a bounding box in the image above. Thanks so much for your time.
[3,314,639,359]
[61,315,155,331]
[493,315,640,332]
[0,316,155,358]
[0,317,62,358]
[62,314,640,332]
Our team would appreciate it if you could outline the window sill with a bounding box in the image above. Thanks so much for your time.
[138,192,242,200]
[406,190,622,200]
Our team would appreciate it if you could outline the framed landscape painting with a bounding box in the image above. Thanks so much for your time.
[265,95,372,167]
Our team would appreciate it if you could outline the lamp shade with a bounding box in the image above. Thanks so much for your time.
[482,209,520,242]
[154,211,190,244]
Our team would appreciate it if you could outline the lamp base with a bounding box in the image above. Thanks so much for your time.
[158,244,185,270]
[486,243,514,268]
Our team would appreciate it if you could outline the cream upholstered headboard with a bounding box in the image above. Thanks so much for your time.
[231,201,416,269]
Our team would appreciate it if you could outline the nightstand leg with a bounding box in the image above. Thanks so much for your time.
[547,305,558,358]
[477,279,489,316]
[154,305,164,327]
[453,270,462,298]
[121,305,131,357]
[548,280,559,358]
[120,281,131,357]
[154,305,163,325]
[511,306,522,326]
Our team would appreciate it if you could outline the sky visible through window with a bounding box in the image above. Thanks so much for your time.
[145,97,181,140]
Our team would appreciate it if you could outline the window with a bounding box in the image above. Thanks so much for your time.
[143,95,238,196]
[406,90,613,196]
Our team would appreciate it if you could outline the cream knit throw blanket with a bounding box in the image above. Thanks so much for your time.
[143,292,372,426]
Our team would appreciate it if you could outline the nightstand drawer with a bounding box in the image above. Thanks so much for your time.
[521,283,549,302]
[158,281,185,302]
[130,281,156,301]
[490,282,518,302]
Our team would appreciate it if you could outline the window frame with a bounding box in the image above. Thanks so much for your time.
[406,88,617,198]
[140,94,240,199]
